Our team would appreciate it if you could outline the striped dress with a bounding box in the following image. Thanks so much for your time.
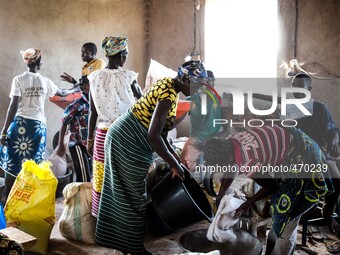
[88,68,137,217]
[91,128,107,216]
[95,78,178,253]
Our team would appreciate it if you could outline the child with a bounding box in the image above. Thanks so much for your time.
[60,42,105,85]
[55,76,91,182]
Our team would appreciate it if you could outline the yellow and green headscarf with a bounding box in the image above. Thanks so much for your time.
[101,36,128,56]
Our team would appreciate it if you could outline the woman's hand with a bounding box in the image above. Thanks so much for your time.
[234,202,250,218]
[216,194,224,208]
[171,164,185,181]
[55,144,66,157]
[61,72,77,84]
[148,100,187,182]
[0,136,7,146]
[329,138,340,158]
[182,159,196,171]
[327,131,340,158]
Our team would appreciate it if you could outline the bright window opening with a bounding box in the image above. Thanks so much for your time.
[205,0,278,79]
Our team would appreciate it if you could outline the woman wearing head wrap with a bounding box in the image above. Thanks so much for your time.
[204,125,333,255]
[179,70,229,171]
[94,60,208,254]
[86,36,142,217]
[0,48,80,201]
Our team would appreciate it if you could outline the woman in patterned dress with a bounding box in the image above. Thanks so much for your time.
[95,60,209,254]
[204,125,333,255]
[0,48,80,202]
[0,233,24,255]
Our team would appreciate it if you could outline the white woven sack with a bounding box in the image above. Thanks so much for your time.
[58,182,96,244]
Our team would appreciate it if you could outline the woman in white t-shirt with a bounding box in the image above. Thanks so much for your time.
[86,36,142,217]
[0,48,80,201]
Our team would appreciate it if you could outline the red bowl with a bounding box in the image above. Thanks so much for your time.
[176,100,191,119]
[49,92,82,110]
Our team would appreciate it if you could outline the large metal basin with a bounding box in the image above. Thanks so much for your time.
[179,229,262,255]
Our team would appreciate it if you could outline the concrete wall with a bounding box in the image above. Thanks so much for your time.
[1,0,339,149]
[150,0,340,136]
[0,0,147,151]
[147,0,204,70]
[147,0,205,137]
[278,0,340,126]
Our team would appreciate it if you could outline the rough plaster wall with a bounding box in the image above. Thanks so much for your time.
[148,0,204,137]
[148,0,203,70]
[277,0,296,79]
[278,0,340,127]
[0,0,147,151]
[296,0,340,127]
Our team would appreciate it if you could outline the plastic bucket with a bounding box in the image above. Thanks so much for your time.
[147,201,174,236]
[56,168,72,198]
[150,165,213,231]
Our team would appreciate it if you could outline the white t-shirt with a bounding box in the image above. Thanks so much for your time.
[88,68,137,129]
[10,71,59,123]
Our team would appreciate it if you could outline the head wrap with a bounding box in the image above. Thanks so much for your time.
[101,36,128,56]
[20,48,41,64]
[178,60,209,83]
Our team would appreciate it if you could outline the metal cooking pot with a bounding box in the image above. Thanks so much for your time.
[179,229,262,255]
[150,165,213,231]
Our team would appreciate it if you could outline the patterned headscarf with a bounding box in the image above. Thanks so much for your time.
[20,48,41,64]
[102,36,128,56]
[178,60,209,83]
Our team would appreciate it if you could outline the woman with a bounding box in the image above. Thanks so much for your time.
[86,36,142,217]
[180,70,229,171]
[95,60,209,254]
[204,125,333,255]
[0,48,80,201]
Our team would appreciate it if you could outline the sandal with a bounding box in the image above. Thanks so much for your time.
[324,239,340,254]
[307,225,326,241]
[307,225,319,234]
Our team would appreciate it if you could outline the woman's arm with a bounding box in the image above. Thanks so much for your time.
[86,92,98,157]
[216,171,238,207]
[55,85,81,97]
[235,176,279,217]
[327,129,340,158]
[55,122,68,157]
[0,96,19,146]
[148,100,184,180]
[131,80,142,99]
[162,133,181,163]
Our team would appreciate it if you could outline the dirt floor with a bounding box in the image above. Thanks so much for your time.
[48,197,210,255]
[45,198,340,255]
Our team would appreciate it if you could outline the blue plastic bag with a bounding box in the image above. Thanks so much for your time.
[0,202,6,229]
